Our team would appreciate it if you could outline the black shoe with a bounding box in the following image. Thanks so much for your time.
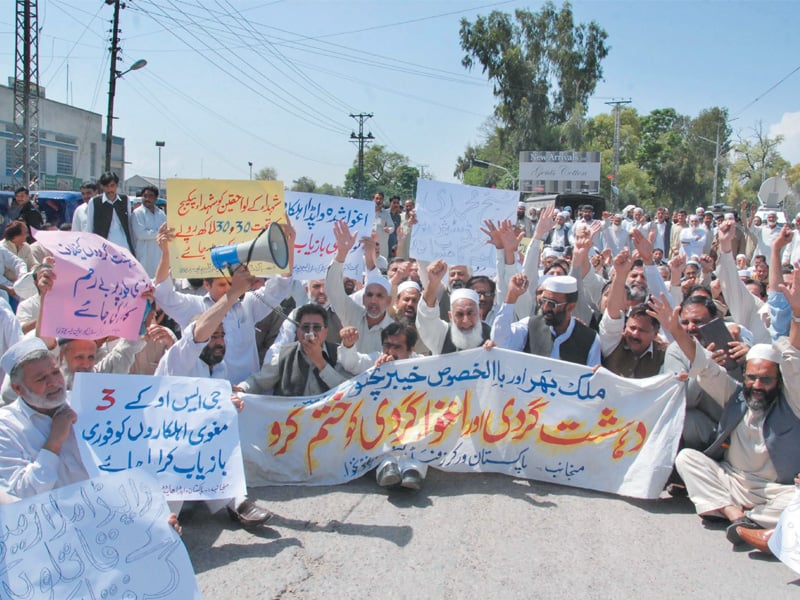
[227,499,272,527]
[726,516,763,546]
[377,462,402,487]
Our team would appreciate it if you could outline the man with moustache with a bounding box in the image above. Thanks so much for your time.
[0,338,87,498]
[653,278,800,546]
[491,273,601,366]
[327,221,396,354]
[416,260,494,354]
[599,249,667,378]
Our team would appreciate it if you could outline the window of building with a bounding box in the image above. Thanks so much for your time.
[56,149,74,175]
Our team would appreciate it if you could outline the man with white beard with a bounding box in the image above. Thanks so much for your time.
[0,337,87,498]
[416,259,494,354]
[601,213,631,256]
[679,214,707,259]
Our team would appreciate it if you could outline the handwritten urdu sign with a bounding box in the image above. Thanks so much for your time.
[239,348,684,499]
[285,191,373,278]
[166,178,287,278]
[0,469,201,599]
[72,373,246,502]
[410,179,518,272]
[35,230,150,340]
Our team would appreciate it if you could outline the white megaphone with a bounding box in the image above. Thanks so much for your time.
[210,222,290,272]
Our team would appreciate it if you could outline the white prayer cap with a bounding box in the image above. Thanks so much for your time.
[397,280,421,295]
[746,343,781,365]
[1,337,49,377]
[518,201,525,208]
[622,205,635,214]
[450,288,479,306]
[736,254,747,260]
[696,207,705,214]
[542,247,560,259]
[364,273,391,295]
[542,275,577,294]
[725,212,735,220]
[559,210,570,218]
[738,269,751,278]
[685,260,702,270]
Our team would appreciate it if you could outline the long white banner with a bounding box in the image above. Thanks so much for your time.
[239,348,685,499]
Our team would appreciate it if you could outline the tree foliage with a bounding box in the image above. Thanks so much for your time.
[729,123,790,196]
[255,166,278,181]
[344,145,420,199]
[459,2,608,152]
[290,176,316,193]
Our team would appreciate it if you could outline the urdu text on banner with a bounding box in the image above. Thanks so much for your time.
[285,191,373,278]
[166,178,287,278]
[239,348,685,500]
[35,230,150,340]
[410,179,518,272]
[72,373,247,502]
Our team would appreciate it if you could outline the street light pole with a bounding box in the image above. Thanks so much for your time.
[104,57,147,173]
[248,161,253,180]
[471,159,516,190]
[155,141,165,195]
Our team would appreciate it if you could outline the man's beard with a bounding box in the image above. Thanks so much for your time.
[743,385,780,412]
[543,308,567,328]
[450,320,484,350]
[200,344,225,366]
[22,383,67,411]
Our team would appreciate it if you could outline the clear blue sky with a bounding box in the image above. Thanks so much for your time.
[1,0,797,190]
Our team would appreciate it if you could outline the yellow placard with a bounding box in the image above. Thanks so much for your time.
[166,179,287,278]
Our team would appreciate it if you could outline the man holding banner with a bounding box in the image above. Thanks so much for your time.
[153,223,295,383]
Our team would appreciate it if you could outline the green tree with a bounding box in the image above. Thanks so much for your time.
[343,145,420,199]
[687,107,732,205]
[459,2,608,152]
[316,183,344,197]
[255,166,278,181]
[291,176,316,192]
[729,123,790,198]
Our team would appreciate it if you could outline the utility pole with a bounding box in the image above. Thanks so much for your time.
[349,113,374,199]
[104,0,122,173]
[605,98,631,209]
[13,0,41,189]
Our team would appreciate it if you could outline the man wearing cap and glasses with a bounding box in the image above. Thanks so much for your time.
[492,273,601,367]
[650,272,800,549]
[237,302,350,397]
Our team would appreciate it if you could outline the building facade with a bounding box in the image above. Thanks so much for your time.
[0,82,125,190]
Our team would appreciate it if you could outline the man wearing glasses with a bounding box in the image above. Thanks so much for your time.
[655,288,800,548]
[491,274,601,367]
[237,303,350,396]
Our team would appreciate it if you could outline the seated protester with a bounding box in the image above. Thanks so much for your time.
[0,338,184,527]
[660,293,753,453]
[155,264,271,527]
[416,260,493,354]
[599,249,667,378]
[237,303,351,396]
[1,221,37,271]
[339,323,426,490]
[492,274,601,367]
[651,286,800,546]
[58,336,146,390]
[262,278,342,366]
[0,338,87,497]
[0,297,22,384]
[0,242,28,307]
[326,221,396,354]
[152,222,294,384]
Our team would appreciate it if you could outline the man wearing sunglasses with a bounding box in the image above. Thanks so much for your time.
[491,274,601,367]
[237,303,350,396]
[652,277,800,549]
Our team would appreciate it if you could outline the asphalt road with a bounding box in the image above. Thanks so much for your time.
[181,470,799,599]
